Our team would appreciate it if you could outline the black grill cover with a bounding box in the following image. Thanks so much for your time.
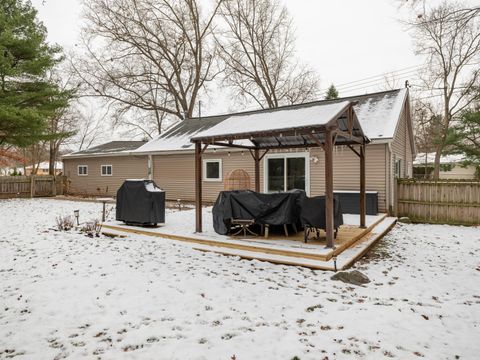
[116,180,165,225]
[212,189,307,235]
[299,195,344,230]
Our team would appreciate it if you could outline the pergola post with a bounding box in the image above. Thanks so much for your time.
[360,144,366,228]
[254,148,260,192]
[194,141,202,232]
[324,127,334,248]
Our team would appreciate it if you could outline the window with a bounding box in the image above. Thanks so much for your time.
[395,158,402,178]
[203,159,222,181]
[101,165,113,176]
[265,153,308,193]
[78,165,88,176]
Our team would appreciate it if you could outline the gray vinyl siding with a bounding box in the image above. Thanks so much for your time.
[63,155,148,196]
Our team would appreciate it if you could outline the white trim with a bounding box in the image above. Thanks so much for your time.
[263,152,310,195]
[77,165,88,176]
[101,164,113,176]
[203,159,222,182]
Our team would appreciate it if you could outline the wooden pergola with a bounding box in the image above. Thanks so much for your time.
[190,100,370,248]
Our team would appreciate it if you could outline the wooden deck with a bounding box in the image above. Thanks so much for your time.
[102,213,396,270]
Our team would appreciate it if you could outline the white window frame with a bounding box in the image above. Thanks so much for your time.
[77,165,88,176]
[203,159,222,182]
[101,164,113,177]
[264,152,310,195]
[394,156,403,178]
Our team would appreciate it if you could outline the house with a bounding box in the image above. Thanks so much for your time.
[63,89,415,213]
[0,161,63,176]
[24,161,63,176]
[413,152,477,179]
[62,141,148,195]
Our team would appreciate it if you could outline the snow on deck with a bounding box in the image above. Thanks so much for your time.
[104,207,385,257]
[1,198,479,359]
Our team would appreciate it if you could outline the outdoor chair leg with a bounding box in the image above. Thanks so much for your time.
[304,228,308,243]
[292,223,298,234]
[264,225,269,238]
[283,224,289,237]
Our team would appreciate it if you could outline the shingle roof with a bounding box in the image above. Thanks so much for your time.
[63,141,147,158]
[135,88,408,153]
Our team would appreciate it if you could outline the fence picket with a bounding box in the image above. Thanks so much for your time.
[397,179,480,225]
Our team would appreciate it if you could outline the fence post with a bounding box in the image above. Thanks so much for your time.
[394,179,398,217]
[52,176,57,196]
[30,176,35,198]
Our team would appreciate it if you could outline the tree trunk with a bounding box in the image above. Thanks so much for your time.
[49,140,56,176]
[433,144,442,179]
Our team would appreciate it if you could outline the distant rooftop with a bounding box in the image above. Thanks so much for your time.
[414,152,467,165]
[135,88,408,153]
[63,141,147,158]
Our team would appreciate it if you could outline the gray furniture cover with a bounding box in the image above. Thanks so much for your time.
[299,195,344,234]
[212,189,306,235]
[116,180,165,225]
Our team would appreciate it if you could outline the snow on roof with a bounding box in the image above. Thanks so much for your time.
[353,88,407,139]
[26,161,63,170]
[192,101,350,140]
[63,141,147,158]
[414,152,467,165]
[135,89,408,153]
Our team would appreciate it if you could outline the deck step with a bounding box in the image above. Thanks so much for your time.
[192,217,397,270]
[102,216,396,270]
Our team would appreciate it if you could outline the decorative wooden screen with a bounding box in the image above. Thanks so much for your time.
[224,169,251,191]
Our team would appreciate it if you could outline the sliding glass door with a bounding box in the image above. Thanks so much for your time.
[266,154,308,193]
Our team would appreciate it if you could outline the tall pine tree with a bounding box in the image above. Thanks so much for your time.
[325,84,339,100]
[0,0,69,147]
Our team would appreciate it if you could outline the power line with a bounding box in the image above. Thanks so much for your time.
[319,64,425,92]
[331,70,423,94]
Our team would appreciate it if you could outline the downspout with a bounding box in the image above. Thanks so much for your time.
[148,154,153,180]
[386,143,392,215]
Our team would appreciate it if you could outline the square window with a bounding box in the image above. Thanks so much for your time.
[78,165,88,176]
[204,160,222,181]
[101,165,112,176]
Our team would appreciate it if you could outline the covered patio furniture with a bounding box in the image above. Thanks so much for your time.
[116,179,166,226]
[300,195,344,243]
[212,190,306,236]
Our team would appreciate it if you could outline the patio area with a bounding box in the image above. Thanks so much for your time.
[102,207,397,270]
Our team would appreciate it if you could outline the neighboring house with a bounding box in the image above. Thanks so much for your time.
[62,141,147,195]
[0,161,63,176]
[63,89,415,213]
[24,161,63,176]
[414,152,477,179]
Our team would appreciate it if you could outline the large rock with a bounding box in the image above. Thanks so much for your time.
[331,270,370,286]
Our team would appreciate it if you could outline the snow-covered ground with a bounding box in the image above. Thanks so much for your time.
[1,198,479,360]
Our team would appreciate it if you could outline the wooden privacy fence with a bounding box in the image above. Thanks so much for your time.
[396,179,480,225]
[0,175,66,199]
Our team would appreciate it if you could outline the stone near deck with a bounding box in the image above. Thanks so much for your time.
[331,270,370,286]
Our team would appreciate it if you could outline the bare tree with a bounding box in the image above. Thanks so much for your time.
[217,0,319,109]
[410,1,480,178]
[399,0,480,23]
[72,0,222,136]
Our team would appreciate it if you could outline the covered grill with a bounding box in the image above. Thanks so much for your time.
[116,179,165,226]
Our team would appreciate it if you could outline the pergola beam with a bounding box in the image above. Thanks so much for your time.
[324,127,335,248]
[194,141,202,233]
[360,144,366,228]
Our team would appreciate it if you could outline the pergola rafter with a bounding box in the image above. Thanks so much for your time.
[191,101,370,248]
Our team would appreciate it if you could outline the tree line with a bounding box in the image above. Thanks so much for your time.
[0,0,479,179]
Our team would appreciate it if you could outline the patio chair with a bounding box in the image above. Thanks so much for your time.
[229,218,258,236]
[300,196,343,243]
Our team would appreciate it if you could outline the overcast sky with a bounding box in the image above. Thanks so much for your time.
[29,0,477,123]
